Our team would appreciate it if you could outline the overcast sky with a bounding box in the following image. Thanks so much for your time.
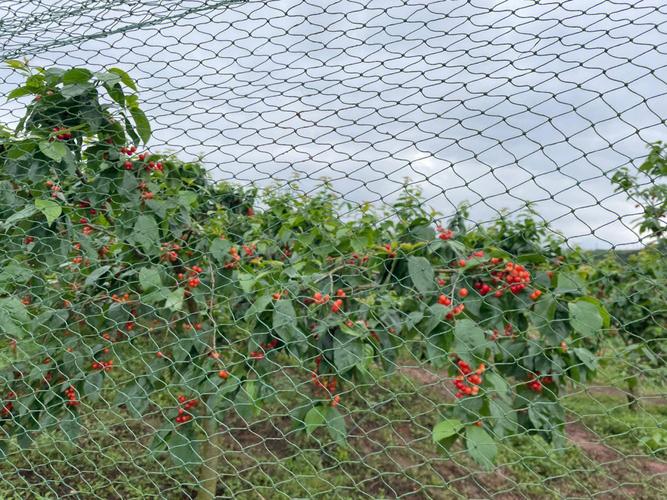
[1,0,666,249]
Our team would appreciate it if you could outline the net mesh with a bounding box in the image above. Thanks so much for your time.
[0,0,665,498]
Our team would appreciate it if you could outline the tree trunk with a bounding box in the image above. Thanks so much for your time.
[197,416,222,500]
[626,373,639,411]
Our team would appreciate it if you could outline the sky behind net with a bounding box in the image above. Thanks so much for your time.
[1,0,666,248]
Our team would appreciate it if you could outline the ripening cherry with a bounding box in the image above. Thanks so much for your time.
[331,299,344,313]
[438,294,452,306]
[188,277,200,288]
[336,289,346,298]
[272,292,282,300]
[218,370,229,380]
[458,288,469,298]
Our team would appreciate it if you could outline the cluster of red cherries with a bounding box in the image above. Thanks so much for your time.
[175,395,198,424]
[1,391,16,416]
[91,359,113,371]
[527,371,553,393]
[453,359,486,398]
[307,289,346,314]
[118,145,164,172]
[312,356,341,406]
[436,226,454,240]
[64,386,80,407]
[249,338,279,361]
[224,245,242,269]
[51,126,73,141]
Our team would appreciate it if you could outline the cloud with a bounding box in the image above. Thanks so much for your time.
[0,0,664,248]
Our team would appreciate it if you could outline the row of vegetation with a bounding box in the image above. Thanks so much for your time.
[0,60,664,498]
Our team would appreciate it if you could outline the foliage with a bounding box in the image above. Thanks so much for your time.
[612,141,667,241]
[0,62,607,489]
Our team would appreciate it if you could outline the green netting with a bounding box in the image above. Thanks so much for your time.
[0,1,665,498]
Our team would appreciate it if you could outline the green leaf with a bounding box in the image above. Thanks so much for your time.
[489,399,518,438]
[484,372,512,404]
[2,205,37,227]
[7,87,32,99]
[61,84,91,98]
[466,426,497,470]
[165,288,185,312]
[83,371,104,402]
[334,336,364,373]
[39,140,68,162]
[167,431,202,466]
[63,68,93,85]
[178,190,198,207]
[6,60,27,70]
[0,297,29,338]
[105,83,125,107]
[273,299,307,351]
[244,294,272,321]
[407,256,435,294]
[555,273,586,295]
[139,267,162,291]
[304,406,327,436]
[237,272,256,294]
[60,412,83,442]
[129,106,151,144]
[84,265,111,287]
[210,238,232,263]
[35,199,62,225]
[273,298,296,332]
[573,348,598,371]
[235,381,259,420]
[94,71,122,87]
[432,419,463,443]
[576,296,611,329]
[325,406,347,446]
[114,379,151,418]
[0,262,33,286]
[132,215,160,254]
[453,319,487,365]
[108,67,138,91]
[569,300,603,338]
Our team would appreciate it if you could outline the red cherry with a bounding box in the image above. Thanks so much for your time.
[438,294,452,306]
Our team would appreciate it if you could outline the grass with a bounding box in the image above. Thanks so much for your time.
[0,360,665,498]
